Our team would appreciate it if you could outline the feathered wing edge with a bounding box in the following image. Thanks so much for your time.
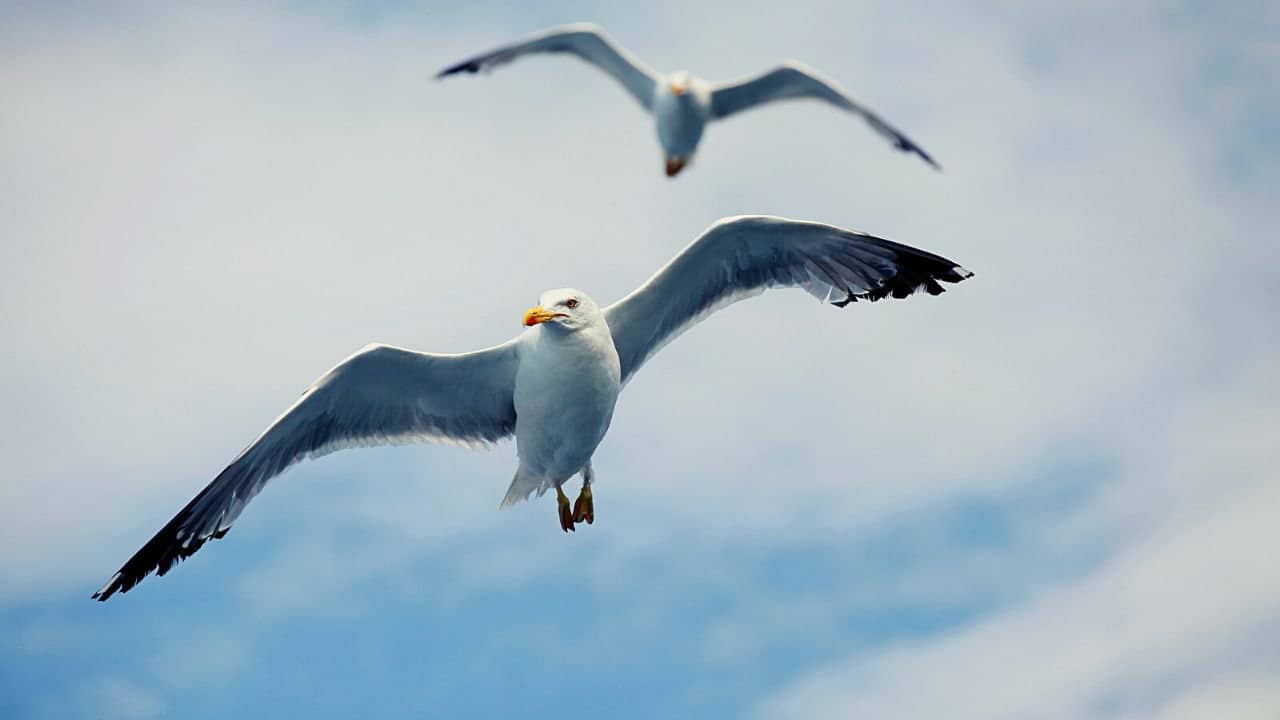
[93,466,238,602]
[604,215,973,384]
[92,342,519,601]
[709,61,941,170]
[91,427,505,601]
[435,22,659,110]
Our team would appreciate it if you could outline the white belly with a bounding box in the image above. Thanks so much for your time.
[654,86,709,158]
[513,326,621,483]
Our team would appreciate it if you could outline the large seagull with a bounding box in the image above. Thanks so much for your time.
[93,216,972,600]
[437,23,941,176]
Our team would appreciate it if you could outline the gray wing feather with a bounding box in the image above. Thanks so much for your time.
[604,216,972,384]
[709,62,941,169]
[92,341,519,600]
[436,23,659,111]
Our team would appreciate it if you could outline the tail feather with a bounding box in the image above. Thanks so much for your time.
[500,470,546,508]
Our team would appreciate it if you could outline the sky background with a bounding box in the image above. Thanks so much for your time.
[2,1,1278,718]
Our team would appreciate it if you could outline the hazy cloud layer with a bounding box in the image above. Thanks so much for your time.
[2,2,1276,719]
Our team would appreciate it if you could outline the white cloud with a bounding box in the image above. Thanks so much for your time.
[1,1,1277,715]
[1137,670,1280,720]
[81,677,165,720]
[756,344,1280,717]
[757,462,1280,719]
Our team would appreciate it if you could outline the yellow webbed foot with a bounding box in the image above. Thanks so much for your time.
[572,483,594,525]
[556,486,575,533]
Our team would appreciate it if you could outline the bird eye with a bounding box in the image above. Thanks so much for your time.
[566,298,579,309]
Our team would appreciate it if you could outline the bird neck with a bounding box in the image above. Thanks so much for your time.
[535,321,612,355]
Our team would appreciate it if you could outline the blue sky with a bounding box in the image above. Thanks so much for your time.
[2,2,1278,718]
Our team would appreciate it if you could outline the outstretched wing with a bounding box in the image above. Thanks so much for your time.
[709,62,940,169]
[93,341,519,600]
[604,215,971,384]
[436,22,660,111]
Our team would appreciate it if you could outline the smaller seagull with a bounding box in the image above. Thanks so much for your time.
[437,22,941,177]
[91,216,971,601]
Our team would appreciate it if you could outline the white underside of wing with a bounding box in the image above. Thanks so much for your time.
[604,216,972,384]
[611,285,768,388]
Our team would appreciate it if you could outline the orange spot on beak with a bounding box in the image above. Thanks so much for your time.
[523,306,563,326]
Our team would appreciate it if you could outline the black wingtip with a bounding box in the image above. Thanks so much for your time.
[435,60,482,79]
[915,148,942,172]
[831,262,972,307]
[91,531,213,602]
[895,137,942,171]
[88,484,233,602]
[92,572,128,602]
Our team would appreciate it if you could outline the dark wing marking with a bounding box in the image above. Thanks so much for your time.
[710,62,940,169]
[604,215,971,383]
[437,23,659,111]
[92,341,518,600]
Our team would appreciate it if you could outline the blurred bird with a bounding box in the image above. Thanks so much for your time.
[436,23,941,177]
[92,216,971,600]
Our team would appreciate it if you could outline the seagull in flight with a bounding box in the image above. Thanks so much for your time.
[92,216,972,601]
[436,23,941,177]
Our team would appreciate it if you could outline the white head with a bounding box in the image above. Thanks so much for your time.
[523,288,602,333]
[668,70,693,97]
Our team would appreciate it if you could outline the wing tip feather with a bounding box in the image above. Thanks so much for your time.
[90,498,227,602]
[435,60,482,78]
[831,263,973,307]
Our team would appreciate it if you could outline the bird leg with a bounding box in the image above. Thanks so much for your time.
[556,486,575,533]
[572,481,594,525]
[573,463,595,525]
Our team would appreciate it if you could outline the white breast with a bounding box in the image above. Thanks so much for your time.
[513,325,621,483]
[653,78,712,157]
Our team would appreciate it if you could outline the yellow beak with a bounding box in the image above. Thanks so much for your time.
[671,83,687,96]
[523,306,564,326]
